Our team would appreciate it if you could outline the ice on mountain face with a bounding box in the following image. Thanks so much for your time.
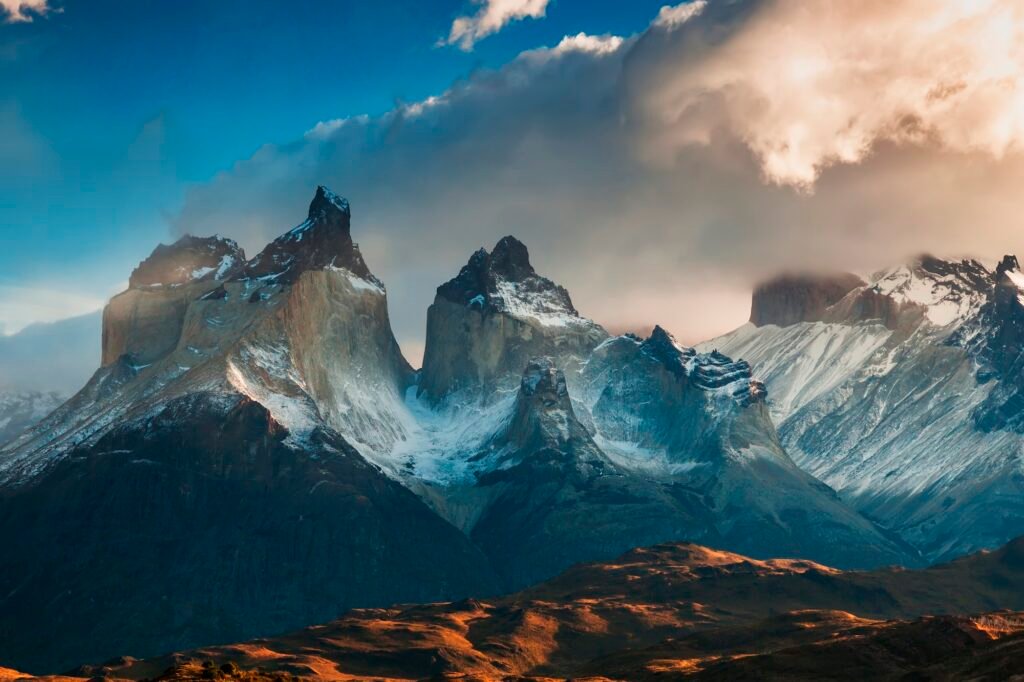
[703,321,894,421]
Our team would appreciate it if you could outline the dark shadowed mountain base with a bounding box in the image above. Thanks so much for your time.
[0,394,498,674]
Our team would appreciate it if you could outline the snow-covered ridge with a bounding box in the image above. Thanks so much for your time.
[867,256,990,327]
[490,277,587,328]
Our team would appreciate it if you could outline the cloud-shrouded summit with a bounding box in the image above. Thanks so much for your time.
[174,0,1024,359]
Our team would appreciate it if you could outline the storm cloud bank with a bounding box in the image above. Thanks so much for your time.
[174,0,1024,361]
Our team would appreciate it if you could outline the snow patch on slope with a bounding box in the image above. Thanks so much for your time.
[704,322,894,422]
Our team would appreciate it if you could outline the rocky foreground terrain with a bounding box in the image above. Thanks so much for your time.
[5,536,1024,681]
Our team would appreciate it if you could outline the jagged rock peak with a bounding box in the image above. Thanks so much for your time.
[866,255,993,328]
[239,186,378,286]
[308,185,350,220]
[505,357,578,447]
[750,272,866,327]
[641,325,696,376]
[436,236,584,326]
[490,235,534,281]
[129,235,246,289]
[913,254,992,291]
[635,326,765,406]
[996,254,1021,280]
[519,356,570,405]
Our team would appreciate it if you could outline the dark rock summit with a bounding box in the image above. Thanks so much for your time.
[420,236,606,402]
[963,254,1024,431]
[751,272,866,327]
[0,394,498,674]
[436,235,578,315]
[240,186,377,285]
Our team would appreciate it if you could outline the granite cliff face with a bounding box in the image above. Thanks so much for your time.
[401,248,908,584]
[418,236,607,404]
[706,254,1024,563]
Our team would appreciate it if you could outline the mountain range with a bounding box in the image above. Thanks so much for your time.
[0,311,100,447]
[704,255,1024,563]
[1,187,1023,676]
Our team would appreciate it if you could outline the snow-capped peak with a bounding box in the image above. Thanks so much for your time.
[435,235,594,329]
[867,255,990,327]
[238,186,378,287]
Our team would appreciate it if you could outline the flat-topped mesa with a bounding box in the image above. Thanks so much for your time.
[750,272,865,327]
[128,235,246,289]
[420,236,607,403]
[239,186,378,286]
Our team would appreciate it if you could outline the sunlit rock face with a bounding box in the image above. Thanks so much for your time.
[418,236,608,404]
[707,254,1024,563]
[103,235,245,366]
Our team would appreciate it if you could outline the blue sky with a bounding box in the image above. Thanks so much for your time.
[0,0,669,330]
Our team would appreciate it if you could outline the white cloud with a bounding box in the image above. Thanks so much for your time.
[653,1,708,29]
[548,32,624,57]
[637,0,1024,188]
[445,0,550,50]
[0,0,52,22]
